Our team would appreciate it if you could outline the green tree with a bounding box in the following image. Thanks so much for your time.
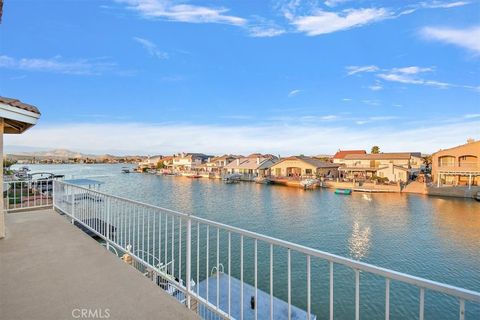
[156,161,165,169]
[3,159,17,168]
[371,146,380,154]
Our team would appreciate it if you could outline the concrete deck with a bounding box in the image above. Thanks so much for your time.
[0,209,198,320]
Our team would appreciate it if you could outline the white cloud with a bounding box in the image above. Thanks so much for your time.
[248,26,285,37]
[346,65,475,90]
[377,73,451,88]
[133,37,168,59]
[7,120,479,154]
[368,84,383,91]
[0,55,115,75]
[324,0,352,7]
[290,8,392,36]
[356,116,397,125]
[117,0,246,25]
[362,99,381,106]
[420,1,470,9]
[288,89,302,97]
[421,26,480,54]
[346,65,379,75]
[464,114,480,118]
[391,66,433,74]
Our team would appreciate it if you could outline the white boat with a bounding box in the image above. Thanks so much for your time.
[300,179,318,189]
[254,177,272,184]
[223,173,241,184]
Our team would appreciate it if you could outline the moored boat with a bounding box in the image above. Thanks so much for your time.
[475,191,480,202]
[254,177,272,184]
[121,167,130,173]
[335,188,352,195]
[300,178,318,189]
[223,173,241,184]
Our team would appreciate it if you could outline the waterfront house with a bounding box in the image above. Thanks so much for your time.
[269,156,340,179]
[339,152,422,182]
[332,150,367,164]
[431,139,480,188]
[204,154,238,173]
[172,152,211,172]
[0,96,41,238]
[224,155,277,178]
[137,155,163,170]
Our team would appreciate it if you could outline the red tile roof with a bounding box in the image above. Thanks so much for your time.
[333,150,366,159]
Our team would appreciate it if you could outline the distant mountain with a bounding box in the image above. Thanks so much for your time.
[6,148,146,160]
[11,148,95,159]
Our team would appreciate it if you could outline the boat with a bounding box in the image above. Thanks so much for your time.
[254,177,272,184]
[186,174,201,179]
[121,167,130,173]
[300,178,318,189]
[223,173,241,184]
[335,188,352,195]
[475,191,480,202]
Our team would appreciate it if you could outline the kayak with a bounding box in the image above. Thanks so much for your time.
[335,188,352,195]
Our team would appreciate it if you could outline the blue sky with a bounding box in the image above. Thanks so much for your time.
[1,0,479,155]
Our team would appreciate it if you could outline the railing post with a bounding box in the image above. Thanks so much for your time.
[106,197,110,251]
[71,185,75,224]
[52,180,56,210]
[186,214,192,309]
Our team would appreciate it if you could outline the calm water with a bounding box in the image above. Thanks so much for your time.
[19,164,480,319]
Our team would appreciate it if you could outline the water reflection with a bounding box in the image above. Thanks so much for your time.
[348,221,372,260]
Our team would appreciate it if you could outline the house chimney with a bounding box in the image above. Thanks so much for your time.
[236,159,240,166]
[256,157,260,164]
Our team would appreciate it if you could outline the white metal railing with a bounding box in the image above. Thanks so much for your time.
[3,179,54,212]
[52,180,480,320]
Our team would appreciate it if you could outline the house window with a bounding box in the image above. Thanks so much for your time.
[305,169,312,175]
[439,156,455,167]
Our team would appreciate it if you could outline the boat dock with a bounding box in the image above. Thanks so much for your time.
[196,272,316,320]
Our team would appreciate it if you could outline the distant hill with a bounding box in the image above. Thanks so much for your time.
[6,148,146,161]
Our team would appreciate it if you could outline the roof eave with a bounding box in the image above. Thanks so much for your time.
[0,103,40,134]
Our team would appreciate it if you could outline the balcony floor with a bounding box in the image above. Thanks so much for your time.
[0,209,198,320]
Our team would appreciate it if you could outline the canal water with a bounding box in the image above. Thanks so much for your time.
[20,164,480,319]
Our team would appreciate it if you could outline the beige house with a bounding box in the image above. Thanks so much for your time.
[432,139,480,188]
[224,156,277,177]
[339,152,422,182]
[0,97,41,238]
[269,156,340,179]
[332,150,366,164]
[172,152,211,171]
[204,155,238,173]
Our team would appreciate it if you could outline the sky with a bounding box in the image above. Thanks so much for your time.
[1,0,479,156]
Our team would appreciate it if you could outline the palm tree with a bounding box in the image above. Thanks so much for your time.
[371,146,380,154]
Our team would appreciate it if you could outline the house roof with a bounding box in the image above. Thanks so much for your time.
[0,96,40,115]
[274,156,340,169]
[0,96,41,134]
[333,150,366,159]
[224,157,276,170]
[343,152,420,160]
[432,140,480,156]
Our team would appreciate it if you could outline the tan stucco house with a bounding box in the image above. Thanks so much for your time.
[0,96,41,238]
[431,139,480,188]
[339,152,422,182]
[269,156,340,179]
